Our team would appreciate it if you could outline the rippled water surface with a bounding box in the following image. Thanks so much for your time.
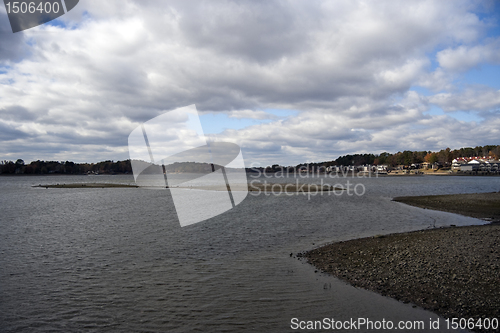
[1,174,498,332]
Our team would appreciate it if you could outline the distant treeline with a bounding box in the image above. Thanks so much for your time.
[0,159,133,175]
[284,145,500,171]
[1,145,499,175]
[330,145,500,167]
[0,159,225,175]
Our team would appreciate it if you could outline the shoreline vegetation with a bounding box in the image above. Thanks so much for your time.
[32,182,341,192]
[2,144,499,176]
[305,193,500,332]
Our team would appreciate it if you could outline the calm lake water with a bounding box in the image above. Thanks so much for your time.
[0,174,498,332]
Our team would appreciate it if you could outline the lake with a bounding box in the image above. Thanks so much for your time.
[0,174,498,332]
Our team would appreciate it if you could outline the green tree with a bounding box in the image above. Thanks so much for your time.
[425,152,438,164]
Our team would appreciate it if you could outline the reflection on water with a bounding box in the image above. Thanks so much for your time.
[1,174,497,332]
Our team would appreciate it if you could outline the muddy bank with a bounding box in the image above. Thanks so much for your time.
[33,182,340,192]
[33,183,139,188]
[393,192,500,223]
[305,227,500,332]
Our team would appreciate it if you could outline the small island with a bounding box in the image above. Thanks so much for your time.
[32,183,139,188]
[32,182,341,193]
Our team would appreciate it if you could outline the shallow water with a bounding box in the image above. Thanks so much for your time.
[1,174,498,332]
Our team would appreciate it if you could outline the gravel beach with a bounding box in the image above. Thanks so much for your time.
[393,192,500,223]
[306,193,500,332]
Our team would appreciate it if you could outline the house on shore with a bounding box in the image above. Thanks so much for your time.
[459,159,500,173]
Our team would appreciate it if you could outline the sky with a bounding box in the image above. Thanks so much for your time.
[0,0,500,167]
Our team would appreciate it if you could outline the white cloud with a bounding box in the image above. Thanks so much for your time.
[429,88,500,112]
[0,0,498,164]
[437,38,500,72]
[417,68,457,92]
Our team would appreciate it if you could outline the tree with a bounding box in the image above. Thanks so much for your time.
[377,152,391,165]
[425,152,438,164]
[492,145,500,160]
[401,151,413,165]
[437,148,452,164]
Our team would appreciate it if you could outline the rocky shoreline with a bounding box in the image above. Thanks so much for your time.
[305,193,500,332]
[393,192,500,223]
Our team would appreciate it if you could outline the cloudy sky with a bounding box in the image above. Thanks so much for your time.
[1,0,499,166]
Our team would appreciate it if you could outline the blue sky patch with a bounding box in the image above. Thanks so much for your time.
[410,86,433,96]
[462,64,500,89]
[199,109,297,134]
[424,105,445,116]
[448,110,483,122]
[199,113,268,134]
[47,18,68,29]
